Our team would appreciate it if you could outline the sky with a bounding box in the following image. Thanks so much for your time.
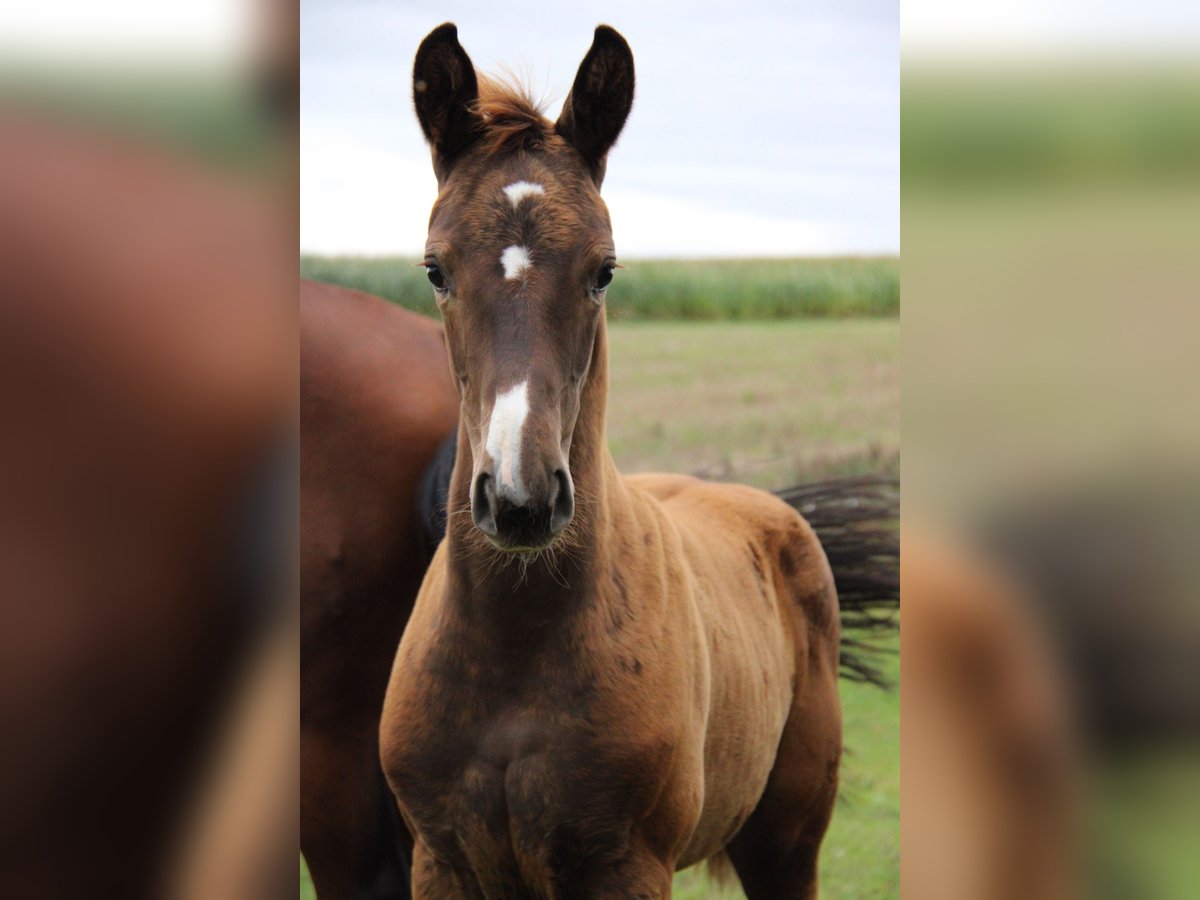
[300,0,899,258]
[904,0,1200,59]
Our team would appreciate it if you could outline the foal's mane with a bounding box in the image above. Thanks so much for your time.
[472,75,555,155]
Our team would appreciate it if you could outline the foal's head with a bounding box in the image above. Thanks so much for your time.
[412,23,634,552]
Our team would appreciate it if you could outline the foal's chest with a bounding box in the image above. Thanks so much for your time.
[392,679,675,891]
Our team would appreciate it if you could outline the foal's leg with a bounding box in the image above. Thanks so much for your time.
[565,850,675,899]
[725,639,842,900]
[408,840,487,900]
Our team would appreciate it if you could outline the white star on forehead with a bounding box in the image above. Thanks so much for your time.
[501,245,532,280]
[503,181,545,208]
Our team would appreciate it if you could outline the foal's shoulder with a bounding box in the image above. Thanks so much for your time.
[625,474,835,621]
[646,477,833,588]
[623,472,703,502]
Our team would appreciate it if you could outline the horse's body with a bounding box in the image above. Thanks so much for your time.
[301,279,456,899]
[380,25,842,897]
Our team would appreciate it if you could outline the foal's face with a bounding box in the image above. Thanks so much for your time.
[426,148,615,551]
[412,23,634,552]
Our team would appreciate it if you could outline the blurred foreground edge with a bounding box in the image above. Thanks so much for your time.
[0,90,296,900]
[901,526,1079,900]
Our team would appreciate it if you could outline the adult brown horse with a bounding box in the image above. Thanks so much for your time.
[301,279,457,899]
[380,24,845,898]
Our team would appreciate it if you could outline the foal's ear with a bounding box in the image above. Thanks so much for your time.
[412,23,481,177]
[555,25,635,184]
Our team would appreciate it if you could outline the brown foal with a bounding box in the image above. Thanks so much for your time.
[381,24,842,898]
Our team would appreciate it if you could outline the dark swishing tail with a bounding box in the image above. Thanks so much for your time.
[775,477,899,689]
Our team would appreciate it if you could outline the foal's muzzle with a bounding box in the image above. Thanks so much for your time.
[471,467,574,551]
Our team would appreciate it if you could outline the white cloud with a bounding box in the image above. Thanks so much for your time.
[300,125,436,255]
[604,188,837,258]
[0,0,252,63]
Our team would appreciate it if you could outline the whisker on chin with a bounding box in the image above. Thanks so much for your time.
[437,470,599,590]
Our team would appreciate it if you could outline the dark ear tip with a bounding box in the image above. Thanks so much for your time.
[593,24,630,50]
[414,23,467,76]
[417,22,459,55]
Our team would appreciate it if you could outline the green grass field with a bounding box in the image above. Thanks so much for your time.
[300,255,899,321]
[606,320,899,487]
[301,316,899,898]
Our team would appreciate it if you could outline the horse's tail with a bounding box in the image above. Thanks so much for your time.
[774,476,899,689]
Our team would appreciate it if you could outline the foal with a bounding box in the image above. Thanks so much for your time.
[381,24,842,899]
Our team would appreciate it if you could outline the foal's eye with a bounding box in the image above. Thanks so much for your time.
[593,264,615,293]
[425,264,447,291]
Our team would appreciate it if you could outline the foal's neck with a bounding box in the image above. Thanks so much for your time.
[444,318,623,625]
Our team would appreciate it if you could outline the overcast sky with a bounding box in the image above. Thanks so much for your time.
[301,1,898,257]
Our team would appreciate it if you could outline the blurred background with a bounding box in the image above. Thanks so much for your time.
[1,2,296,898]
[300,3,899,899]
[904,1,1200,898]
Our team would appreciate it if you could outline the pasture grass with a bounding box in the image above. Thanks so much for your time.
[607,320,899,488]
[299,255,899,321]
[300,318,899,898]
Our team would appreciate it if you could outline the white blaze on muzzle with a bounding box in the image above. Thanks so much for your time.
[485,380,530,501]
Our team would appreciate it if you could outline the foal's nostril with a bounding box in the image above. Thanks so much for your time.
[476,467,571,548]
[472,472,497,535]
[550,468,574,535]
